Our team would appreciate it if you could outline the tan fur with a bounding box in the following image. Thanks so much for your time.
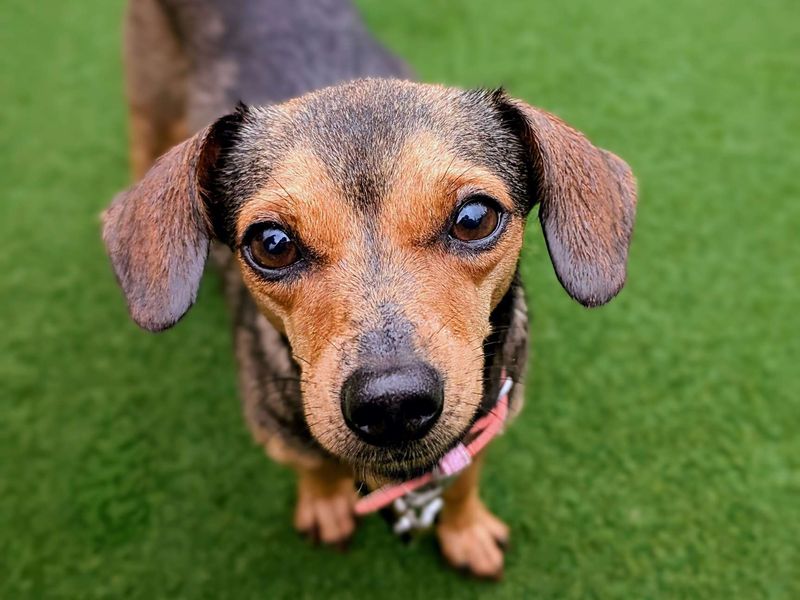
[437,455,509,579]
[293,461,358,546]
[124,0,189,180]
[128,112,190,181]
[233,133,524,480]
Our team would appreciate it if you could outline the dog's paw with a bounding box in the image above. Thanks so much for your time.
[294,470,358,548]
[436,499,509,580]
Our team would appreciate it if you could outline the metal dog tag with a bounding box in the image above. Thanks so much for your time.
[391,481,450,535]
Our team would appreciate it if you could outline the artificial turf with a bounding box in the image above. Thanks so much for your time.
[1,0,798,597]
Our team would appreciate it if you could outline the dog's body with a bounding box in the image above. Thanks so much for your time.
[125,0,410,177]
[108,0,637,579]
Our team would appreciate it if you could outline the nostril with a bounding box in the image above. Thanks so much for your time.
[349,403,385,437]
[402,393,441,427]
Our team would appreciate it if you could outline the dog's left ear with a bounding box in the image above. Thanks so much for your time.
[102,113,240,332]
[495,93,638,307]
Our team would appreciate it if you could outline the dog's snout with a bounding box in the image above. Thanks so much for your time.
[341,362,444,446]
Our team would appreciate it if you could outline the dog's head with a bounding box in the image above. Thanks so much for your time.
[103,80,636,479]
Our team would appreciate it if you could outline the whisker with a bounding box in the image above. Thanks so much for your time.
[292,353,312,367]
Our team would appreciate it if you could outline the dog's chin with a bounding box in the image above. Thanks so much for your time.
[361,455,439,483]
[342,433,469,484]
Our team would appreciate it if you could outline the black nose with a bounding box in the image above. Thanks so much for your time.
[341,362,444,446]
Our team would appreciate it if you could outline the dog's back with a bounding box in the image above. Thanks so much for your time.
[125,0,409,177]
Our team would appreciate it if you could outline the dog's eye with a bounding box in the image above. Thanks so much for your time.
[245,224,299,271]
[449,197,501,242]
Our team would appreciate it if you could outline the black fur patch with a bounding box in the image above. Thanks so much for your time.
[202,105,248,245]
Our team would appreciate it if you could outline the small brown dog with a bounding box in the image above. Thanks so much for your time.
[104,0,637,579]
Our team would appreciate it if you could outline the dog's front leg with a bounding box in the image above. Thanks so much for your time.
[437,455,509,579]
[263,437,358,547]
[293,461,358,548]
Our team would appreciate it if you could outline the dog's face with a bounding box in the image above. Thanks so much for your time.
[220,85,529,478]
[103,80,636,479]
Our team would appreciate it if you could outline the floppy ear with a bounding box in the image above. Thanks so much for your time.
[500,96,638,307]
[102,118,232,332]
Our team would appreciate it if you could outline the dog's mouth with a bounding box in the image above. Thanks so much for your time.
[349,447,441,482]
[341,420,474,484]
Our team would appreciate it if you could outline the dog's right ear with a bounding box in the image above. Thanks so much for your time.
[102,112,242,332]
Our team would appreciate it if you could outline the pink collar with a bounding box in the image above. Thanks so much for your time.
[355,373,513,516]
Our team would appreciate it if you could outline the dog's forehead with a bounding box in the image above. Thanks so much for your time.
[290,80,437,210]
[287,80,525,207]
[214,80,529,241]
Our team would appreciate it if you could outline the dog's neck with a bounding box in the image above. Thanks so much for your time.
[479,271,529,421]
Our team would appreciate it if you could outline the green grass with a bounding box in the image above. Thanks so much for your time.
[1,0,798,597]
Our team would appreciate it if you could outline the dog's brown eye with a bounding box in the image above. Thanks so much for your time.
[450,198,500,242]
[246,225,299,270]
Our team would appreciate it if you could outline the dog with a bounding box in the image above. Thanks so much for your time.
[103,0,637,579]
